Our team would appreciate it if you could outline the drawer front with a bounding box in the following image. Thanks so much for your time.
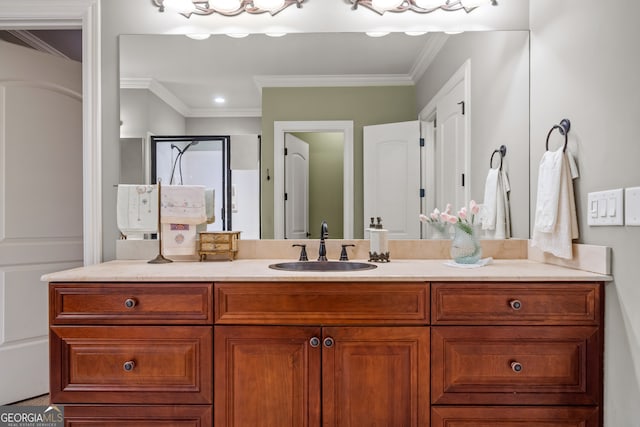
[50,283,213,324]
[50,326,212,404]
[200,241,230,251]
[63,405,212,426]
[431,326,601,405]
[432,406,600,427]
[215,282,429,325]
[431,282,601,325]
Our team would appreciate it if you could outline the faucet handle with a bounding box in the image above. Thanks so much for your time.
[339,244,356,261]
[292,244,308,261]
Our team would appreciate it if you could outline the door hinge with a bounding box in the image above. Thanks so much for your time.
[284,147,288,155]
[420,189,425,198]
[284,193,288,201]
[458,101,465,115]
[419,137,425,147]
[461,173,465,187]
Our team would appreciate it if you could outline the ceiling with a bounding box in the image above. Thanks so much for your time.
[0,29,82,62]
[119,32,445,117]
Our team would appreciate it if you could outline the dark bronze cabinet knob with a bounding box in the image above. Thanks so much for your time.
[309,337,320,348]
[323,337,334,348]
[509,299,522,310]
[511,361,523,372]
[123,360,136,372]
[124,298,137,309]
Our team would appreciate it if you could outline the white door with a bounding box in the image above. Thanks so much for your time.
[284,134,309,239]
[435,79,467,212]
[363,121,421,239]
[0,40,83,404]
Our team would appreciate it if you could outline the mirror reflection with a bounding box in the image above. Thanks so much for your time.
[119,30,529,240]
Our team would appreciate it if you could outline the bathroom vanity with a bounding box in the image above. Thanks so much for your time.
[44,258,608,426]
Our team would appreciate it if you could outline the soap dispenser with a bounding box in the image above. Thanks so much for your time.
[368,217,390,262]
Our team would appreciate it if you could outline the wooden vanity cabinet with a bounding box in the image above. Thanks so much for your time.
[213,282,430,427]
[48,282,214,426]
[430,282,604,427]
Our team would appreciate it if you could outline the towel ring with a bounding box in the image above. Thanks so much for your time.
[490,145,507,170]
[545,119,571,152]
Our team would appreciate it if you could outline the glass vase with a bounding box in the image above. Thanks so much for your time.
[450,223,482,264]
[425,222,450,240]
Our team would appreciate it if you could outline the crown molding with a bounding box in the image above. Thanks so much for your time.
[409,33,449,82]
[120,77,261,118]
[7,29,71,59]
[254,74,415,92]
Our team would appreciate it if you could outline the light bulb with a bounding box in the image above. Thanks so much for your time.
[185,33,211,40]
[162,0,196,13]
[226,33,250,38]
[405,31,428,36]
[210,0,242,12]
[371,0,404,10]
[253,0,286,11]
[414,0,444,9]
[365,32,390,38]
[265,32,287,37]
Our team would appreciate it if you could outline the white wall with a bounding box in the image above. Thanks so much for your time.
[415,31,529,238]
[530,1,640,425]
[120,88,186,138]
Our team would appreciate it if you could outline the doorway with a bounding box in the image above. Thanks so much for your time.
[274,121,354,239]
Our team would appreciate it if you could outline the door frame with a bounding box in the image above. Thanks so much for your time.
[0,0,102,265]
[418,59,471,208]
[274,121,354,239]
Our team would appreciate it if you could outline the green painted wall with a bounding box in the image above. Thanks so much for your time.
[291,132,343,239]
[262,86,417,238]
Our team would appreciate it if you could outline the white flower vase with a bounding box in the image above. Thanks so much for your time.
[450,223,482,264]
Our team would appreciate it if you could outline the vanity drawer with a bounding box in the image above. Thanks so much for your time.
[63,405,213,426]
[431,282,601,325]
[50,283,213,324]
[50,326,212,404]
[431,406,600,427]
[215,282,429,325]
[431,326,601,405]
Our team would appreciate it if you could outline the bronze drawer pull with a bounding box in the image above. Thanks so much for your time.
[509,299,522,310]
[323,337,334,348]
[123,360,136,372]
[309,337,320,348]
[124,298,137,309]
[510,361,523,373]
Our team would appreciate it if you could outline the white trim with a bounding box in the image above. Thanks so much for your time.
[274,121,354,240]
[418,58,471,206]
[121,77,261,118]
[409,33,449,82]
[7,29,70,59]
[255,74,414,91]
[0,0,102,266]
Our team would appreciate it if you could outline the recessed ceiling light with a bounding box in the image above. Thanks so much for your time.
[405,31,428,36]
[265,32,287,37]
[366,32,390,38]
[185,33,211,40]
[226,33,250,38]
[214,96,226,104]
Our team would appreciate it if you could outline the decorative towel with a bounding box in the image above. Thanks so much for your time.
[531,152,579,259]
[533,148,564,232]
[161,223,197,256]
[116,185,158,237]
[205,188,215,224]
[160,185,206,225]
[480,168,499,231]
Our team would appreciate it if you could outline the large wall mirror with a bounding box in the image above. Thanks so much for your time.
[119,30,529,240]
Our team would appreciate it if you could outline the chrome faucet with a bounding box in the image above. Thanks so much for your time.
[318,220,328,261]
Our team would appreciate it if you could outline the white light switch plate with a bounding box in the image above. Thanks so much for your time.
[587,189,624,226]
[625,187,640,226]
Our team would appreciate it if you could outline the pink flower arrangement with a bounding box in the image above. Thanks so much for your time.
[420,201,480,234]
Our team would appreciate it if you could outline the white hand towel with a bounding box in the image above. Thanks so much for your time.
[161,223,197,256]
[160,185,206,225]
[116,185,158,235]
[481,168,499,230]
[534,148,564,232]
[531,154,579,259]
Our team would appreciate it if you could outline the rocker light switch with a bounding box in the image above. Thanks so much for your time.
[588,189,624,226]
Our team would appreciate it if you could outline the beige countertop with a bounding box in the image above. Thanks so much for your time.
[41,259,611,283]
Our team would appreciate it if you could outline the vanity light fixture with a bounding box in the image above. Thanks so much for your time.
[152,0,305,17]
[349,0,497,15]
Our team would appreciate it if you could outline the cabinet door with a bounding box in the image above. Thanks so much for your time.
[322,327,429,427]
[214,326,321,427]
